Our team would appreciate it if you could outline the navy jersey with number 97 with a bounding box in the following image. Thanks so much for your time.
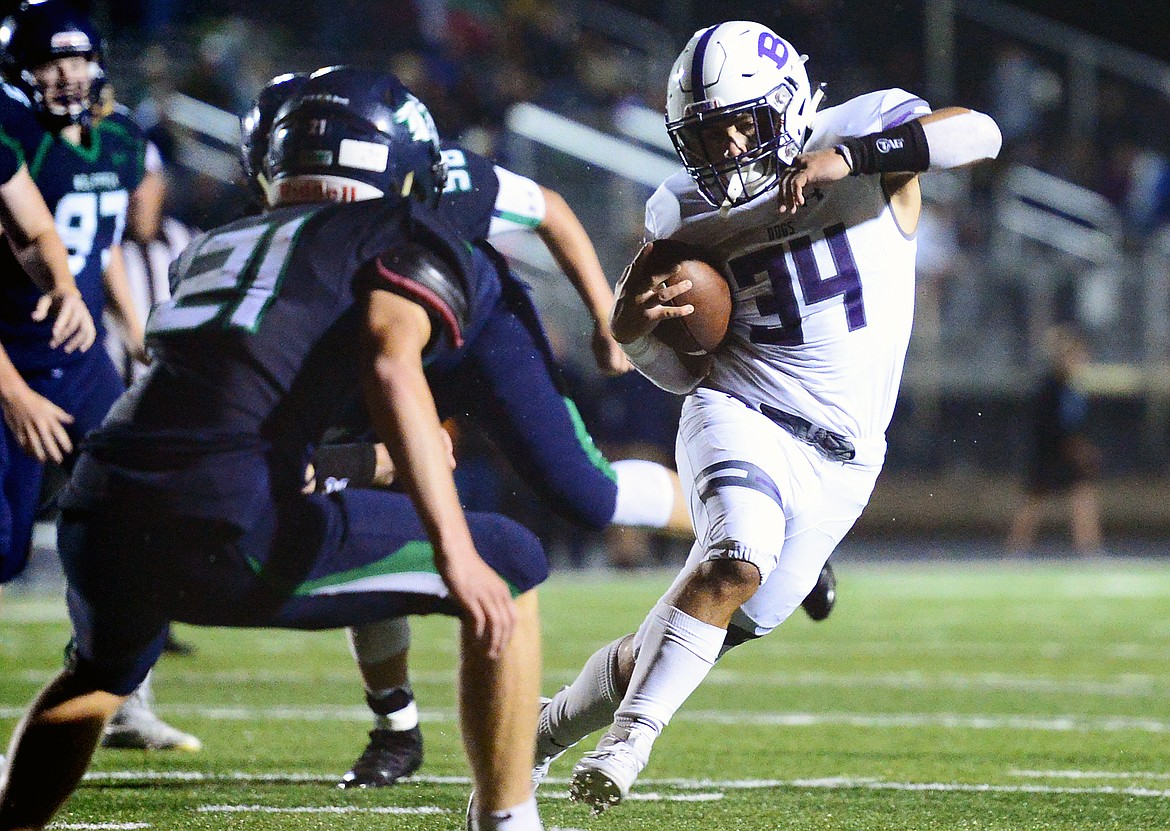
[0,93,147,370]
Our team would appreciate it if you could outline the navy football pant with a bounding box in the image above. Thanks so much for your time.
[58,487,548,694]
[0,347,123,582]
[432,283,618,531]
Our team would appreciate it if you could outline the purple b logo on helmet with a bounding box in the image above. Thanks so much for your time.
[758,33,788,70]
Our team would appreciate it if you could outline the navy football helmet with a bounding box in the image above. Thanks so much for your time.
[267,66,446,208]
[240,71,308,203]
[0,0,106,129]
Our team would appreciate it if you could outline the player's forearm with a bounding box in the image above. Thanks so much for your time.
[0,167,80,295]
[0,339,32,404]
[12,227,79,295]
[127,171,165,245]
[918,108,1002,170]
[102,247,145,349]
[835,108,1001,175]
[536,188,614,330]
[360,293,474,564]
[621,334,707,395]
[364,350,475,559]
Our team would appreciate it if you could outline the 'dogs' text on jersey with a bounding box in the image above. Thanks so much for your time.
[0,93,147,369]
[76,199,481,527]
[645,88,932,458]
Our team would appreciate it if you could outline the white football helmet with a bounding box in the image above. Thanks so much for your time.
[666,21,817,208]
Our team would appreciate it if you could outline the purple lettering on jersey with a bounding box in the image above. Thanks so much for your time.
[729,224,866,347]
[758,33,789,70]
[793,224,866,331]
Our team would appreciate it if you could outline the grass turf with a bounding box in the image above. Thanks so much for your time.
[3,557,1170,830]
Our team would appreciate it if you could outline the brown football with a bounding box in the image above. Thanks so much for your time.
[641,238,732,355]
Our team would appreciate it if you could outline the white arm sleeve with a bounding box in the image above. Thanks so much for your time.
[622,334,706,395]
[487,165,546,237]
[923,110,1002,170]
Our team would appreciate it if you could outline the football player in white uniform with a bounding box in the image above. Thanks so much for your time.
[532,20,1002,812]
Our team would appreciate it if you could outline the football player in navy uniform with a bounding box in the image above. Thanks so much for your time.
[0,85,96,485]
[0,0,201,752]
[0,67,548,831]
[241,68,698,789]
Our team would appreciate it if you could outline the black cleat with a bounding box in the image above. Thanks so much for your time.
[801,562,837,622]
[338,726,423,788]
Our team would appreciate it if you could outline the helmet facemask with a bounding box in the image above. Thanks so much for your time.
[669,80,803,208]
[28,51,103,127]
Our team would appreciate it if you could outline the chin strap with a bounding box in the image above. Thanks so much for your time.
[808,82,826,116]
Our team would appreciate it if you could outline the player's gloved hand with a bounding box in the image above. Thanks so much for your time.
[776,147,851,214]
[610,242,695,344]
[1,382,74,463]
[437,545,517,660]
[34,288,96,354]
[591,325,631,375]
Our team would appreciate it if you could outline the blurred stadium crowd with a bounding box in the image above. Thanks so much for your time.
[15,0,1170,558]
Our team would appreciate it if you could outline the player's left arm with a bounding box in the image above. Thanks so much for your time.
[101,244,148,364]
[0,167,97,353]
[126,169,165,245]
[360,288,516,659]
[777,107,1002,215]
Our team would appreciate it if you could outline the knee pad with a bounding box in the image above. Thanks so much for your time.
[348,617,412,665]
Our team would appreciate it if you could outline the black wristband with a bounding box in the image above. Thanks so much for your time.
[838,119,930,176]
[312,442,379,490]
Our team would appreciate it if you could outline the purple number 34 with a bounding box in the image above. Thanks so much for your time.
[728,223,866,346]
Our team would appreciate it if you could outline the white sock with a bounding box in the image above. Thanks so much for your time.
[611,459,675,528]
[476,795,542,831]
[612,602,726,753]
[538,637,625,758]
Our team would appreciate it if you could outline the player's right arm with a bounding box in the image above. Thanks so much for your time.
[610,240,711,395]
[359,283,516,659]
[533,185,629,375]
[0,165,96,353]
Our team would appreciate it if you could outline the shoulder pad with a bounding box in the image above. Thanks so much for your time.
[362,242,469,351]
[0,83,32,109]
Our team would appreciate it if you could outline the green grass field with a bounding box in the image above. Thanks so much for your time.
[4,558,1170,830]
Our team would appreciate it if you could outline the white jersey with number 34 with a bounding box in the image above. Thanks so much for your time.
[645,88,932,463]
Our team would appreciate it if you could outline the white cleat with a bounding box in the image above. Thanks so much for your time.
[102,687,202,751]
[532,696,574,788]
[568,732,647,815]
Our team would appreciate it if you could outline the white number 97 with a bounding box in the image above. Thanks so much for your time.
[55,189,128,275]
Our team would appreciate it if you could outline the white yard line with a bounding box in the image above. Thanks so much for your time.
[1010,769,1170,780]
[78,771,1170,800]
[10,706,1157,734]
[51,825,151,830]
[197,805,446,815]
[540,790,723,803]
[14,667,1161,698]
